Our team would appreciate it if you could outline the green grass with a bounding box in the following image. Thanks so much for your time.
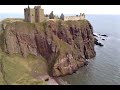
[64,20,88,28]
[0,52,48,85]
[35,22,47,33]
[52,34,71,55]
[0,20,49,85]
[79,20,88,29]
[0,70,6,85]
[13,74,46,85]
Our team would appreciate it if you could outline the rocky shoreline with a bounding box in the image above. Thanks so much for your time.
[37,32,108,85]
[94,33,108,47]
[53,77,70,85]
[37,74,70,85]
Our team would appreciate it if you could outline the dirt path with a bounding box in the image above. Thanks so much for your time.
[37,74,70,85]
[37,75,58,85]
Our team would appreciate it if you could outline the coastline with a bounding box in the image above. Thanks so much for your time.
[53,77,70,85]
[0,17,95,85]
[37,74,70,85]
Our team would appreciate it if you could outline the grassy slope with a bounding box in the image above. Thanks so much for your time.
[0,70,6,85]
[0,20,49,85]
[0,51,48,85]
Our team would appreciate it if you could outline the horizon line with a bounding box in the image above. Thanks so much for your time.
[0,13,120,15]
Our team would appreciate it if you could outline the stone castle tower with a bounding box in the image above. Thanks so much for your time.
[24,5,45,23]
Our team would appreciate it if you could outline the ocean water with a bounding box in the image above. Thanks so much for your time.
[0,13,24,21]
[0,14,120,85]
[62,15,120,85]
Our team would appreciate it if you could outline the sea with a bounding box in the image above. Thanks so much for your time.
[0,13,120,85]
[62,14,120,85]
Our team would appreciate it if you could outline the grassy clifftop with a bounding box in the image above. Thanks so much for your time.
[0,19,48,84]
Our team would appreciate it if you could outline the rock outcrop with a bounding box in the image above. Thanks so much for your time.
[0,19,96,77]
[94,38,104,47]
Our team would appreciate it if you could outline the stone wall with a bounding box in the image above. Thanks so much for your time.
[29,9,35,23]
[64,15,85,21]
[64,13,85,21]
[24,6,45,23]
[64,16,80,21]
[39,9,45,22]
[24,8,29,22]
[24,6,85,23]
[24,8,35,23]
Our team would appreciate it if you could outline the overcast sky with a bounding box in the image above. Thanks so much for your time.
[0,5,120,15]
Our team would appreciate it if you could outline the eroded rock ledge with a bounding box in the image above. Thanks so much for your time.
[0,19,96,77]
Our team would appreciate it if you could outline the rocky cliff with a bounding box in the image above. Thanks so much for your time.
[0,19,96,77]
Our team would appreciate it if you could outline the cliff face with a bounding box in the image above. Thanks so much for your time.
[1,19,96,77]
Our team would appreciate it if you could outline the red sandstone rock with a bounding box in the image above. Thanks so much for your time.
[2,20,96,77]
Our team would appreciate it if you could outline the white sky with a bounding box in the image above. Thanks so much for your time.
[0,5,120,15]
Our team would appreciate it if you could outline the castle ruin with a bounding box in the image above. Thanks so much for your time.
[63,13,85,21]
[24,5,45,23]
[24,6,85,23]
